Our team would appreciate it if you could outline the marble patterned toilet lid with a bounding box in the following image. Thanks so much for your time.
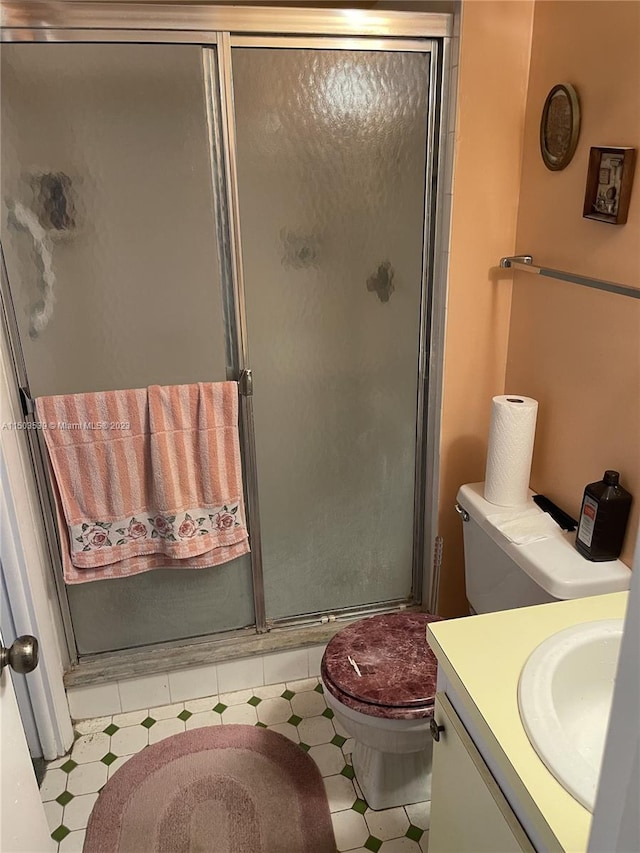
[322,612,442,710]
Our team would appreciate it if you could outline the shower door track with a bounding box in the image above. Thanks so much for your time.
[0,4,453,673]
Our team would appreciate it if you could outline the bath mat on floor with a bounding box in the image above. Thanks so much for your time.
[84,724,336,853]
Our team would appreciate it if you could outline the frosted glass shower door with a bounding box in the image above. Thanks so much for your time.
[232,48,431,619]
[1,44,254,653]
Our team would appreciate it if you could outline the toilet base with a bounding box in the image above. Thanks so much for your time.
[352,740,432,811]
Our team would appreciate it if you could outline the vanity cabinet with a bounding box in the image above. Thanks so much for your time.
[429,692,535,853]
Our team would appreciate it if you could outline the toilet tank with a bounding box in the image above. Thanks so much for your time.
[456,483,631,614]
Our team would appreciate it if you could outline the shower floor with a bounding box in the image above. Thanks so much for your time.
[39,676,430,852]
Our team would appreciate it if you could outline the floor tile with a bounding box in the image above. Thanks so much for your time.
[419,831,429,851]
[110,724,148,756]
[308,743,346,777]
[265,722,300,742]
[332,809,369,851]
[107,754,133,779]
[365,807,409,841]
[379,838,422,851]
[40,769,67,801]
[184,696,218,713]
[149,702,185,720]
[43,800,63,832]
[45,756,69,770]
[333,717,350,739]
[70,732,111,765]
[63,792,98,831]
[74,716,112,736]
[290,689,327,718]
[220,703,258,725]
[219,688,255,706]
[185,710,223,730]
[297,714,335,746]
[405,801,430,831]
[58,829,86,852]
[342,737,355,755]
[287,677,319,693]
[324,774,358,813]
[111,709,149,727]
[66,761,108,796]
[252,683,286,699]
[147,717,185,745]
[256,697,291,726]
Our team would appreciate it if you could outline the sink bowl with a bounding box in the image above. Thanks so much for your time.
[518,618,624,811]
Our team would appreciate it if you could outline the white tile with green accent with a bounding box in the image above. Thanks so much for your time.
[255,696,292,725]
[252,681,286,699]
[111,709,148,727]
[149,701,185,720]
[74,716,112,736]
[58,829,86,852]
[148,716,186,745]
[185,710,223,730]
[110,723,148,756]
[66,761,108,797]
[365,807,410,842]
[63,793,98,831]
[43,800,63,833]
[43,675,432,852]
[219,688,255,706]
[220,702,258,726]
[70,732,111,764]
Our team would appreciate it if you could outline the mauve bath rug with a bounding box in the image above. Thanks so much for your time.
[84,725,337,853]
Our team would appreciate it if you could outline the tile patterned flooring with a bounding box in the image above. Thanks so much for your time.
[41,677,430,852]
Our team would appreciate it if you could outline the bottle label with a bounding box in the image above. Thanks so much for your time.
[577,495,598,548]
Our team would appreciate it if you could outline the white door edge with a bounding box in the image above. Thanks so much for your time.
[1,330,73,760]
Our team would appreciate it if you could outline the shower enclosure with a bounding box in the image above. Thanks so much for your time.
[0,5,453,669]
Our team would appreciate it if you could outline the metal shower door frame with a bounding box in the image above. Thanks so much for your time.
[0,4,453,666]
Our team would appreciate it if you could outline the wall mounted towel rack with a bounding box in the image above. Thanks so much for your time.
[500,255,639,301]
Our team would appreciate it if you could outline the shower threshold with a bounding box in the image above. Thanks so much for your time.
[64,601,421,688]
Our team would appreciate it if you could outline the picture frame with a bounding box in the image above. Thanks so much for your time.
[539,83,581,171]
[583,147,637,225]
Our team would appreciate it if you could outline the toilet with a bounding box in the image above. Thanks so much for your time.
[321,481,631,811]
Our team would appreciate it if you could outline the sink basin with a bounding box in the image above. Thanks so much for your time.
[518,618,624,811]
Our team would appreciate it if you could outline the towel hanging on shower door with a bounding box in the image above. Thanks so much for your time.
[35,382,250,584]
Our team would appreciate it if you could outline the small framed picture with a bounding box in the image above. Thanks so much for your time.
[583,146,636,225]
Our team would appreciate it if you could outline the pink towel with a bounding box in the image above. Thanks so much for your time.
[35,382,250,584]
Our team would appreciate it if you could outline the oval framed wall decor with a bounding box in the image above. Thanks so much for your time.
[540,83,581,171]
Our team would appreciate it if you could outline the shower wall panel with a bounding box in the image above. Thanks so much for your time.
[1,44,254,652]
[232,49,430,619]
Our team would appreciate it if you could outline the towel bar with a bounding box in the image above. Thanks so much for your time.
[500,255,639,300]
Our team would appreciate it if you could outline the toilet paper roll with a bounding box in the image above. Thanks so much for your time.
[484,395,538,506]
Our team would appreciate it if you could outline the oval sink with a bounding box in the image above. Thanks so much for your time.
[518,618,624,811]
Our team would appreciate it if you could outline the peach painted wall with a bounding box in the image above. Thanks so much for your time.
[506,1,640,567]
[437,0,535,616]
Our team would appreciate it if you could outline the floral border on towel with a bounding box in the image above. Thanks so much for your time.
[71,503,243,552]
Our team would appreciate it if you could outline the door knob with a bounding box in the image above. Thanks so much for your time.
[0,635,39,675]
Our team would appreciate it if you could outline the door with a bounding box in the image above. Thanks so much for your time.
[0,631,52,853]
[231,44,434,621]
[0,42,255,654]
[429,693,534,852]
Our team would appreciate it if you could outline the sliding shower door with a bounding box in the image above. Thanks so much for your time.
[1,44,255,653]
[232,47,431,620]
[1,30,439,659]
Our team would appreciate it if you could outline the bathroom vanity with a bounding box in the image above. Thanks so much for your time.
[427,591,629,852]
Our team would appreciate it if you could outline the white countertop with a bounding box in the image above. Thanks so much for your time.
[428,592,629,853]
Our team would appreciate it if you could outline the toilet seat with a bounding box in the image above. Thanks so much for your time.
[321,612,443,721]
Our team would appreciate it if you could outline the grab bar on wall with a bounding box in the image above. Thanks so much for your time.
[500,255,640,301]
